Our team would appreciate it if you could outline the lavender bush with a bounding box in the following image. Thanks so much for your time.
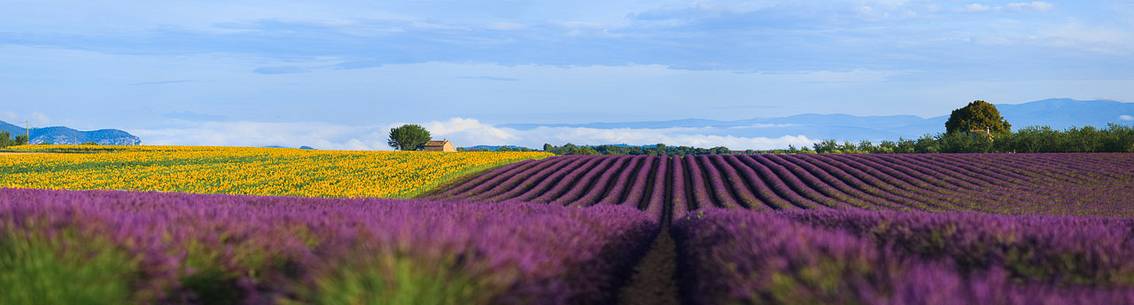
[784,209,1134,287]
[0,188,656,305]
[674,209,1134,305]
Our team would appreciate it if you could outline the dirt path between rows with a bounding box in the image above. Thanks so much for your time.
[616,229,681,305]
[617,169,682,305]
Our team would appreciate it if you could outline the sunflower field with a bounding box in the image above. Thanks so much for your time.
[0,145,550,198]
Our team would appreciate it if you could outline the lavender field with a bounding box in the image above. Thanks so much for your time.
[432,153,1134,219]
[4,153,1134,304]
[9,0,1133,303]
[675,209,1134,305]
[0,188,655,305]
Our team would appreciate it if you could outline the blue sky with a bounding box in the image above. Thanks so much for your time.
[2,0,1133,149]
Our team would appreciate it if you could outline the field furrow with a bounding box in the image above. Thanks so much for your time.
[438,153,1134,220]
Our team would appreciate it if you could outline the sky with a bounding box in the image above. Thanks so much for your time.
[2,0,1133,149]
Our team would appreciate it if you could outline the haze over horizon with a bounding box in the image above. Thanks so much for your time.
[3,1,1133,149]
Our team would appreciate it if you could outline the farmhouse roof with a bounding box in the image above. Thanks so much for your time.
[424,140,451,147]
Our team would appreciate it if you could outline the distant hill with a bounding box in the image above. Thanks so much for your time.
[262,145,316,150]
[994,98,1134,129]
[460,145,538,151]
[501,99,1134,141]
[0,120,141,145]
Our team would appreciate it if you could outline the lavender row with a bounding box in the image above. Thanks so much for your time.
[783,209,1134,287]
[673,209,1134,305]
[0,188,657,305]
[437,153,1134,218]
[553,156,625,206]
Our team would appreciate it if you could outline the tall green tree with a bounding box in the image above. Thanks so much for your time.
[387,124,431,151]
[945,100,1012,135]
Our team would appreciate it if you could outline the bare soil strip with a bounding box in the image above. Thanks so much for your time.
[618,191,680,305]
[616,230,681,305]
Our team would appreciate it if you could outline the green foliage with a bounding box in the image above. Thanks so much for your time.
[180,269,243,305]
[810,140,889,154]
[938,132,996,153]
[945,100,1012,135]
[812,124,1134,154]
[1003,125,1134,153]
[288,255,508,305]
[766,257,872,305]
[175,239,247,305]
[174,232,303,305]
[0,131,29,148]
[458,145,541,152]
[539,143,730,156]
[0,230,137,305]
[387,124,432,151]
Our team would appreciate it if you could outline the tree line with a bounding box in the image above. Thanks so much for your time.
[536,100,1134,155]
[804,100,1134,153]
[534,123,1134,156]
[459,143,734,156]
[0,131,30,148]
[388,123,735,155]
[537,143,732,156]
[801,124,1134,154]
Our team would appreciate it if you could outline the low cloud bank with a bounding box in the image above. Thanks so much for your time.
[132,121,389,150]
[133,117,817,151]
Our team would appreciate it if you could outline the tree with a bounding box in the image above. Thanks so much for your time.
[914,135,940,153]
[387,124,431,151]
[543,143,554,152]
[813,140,839,153]
[945,100,1011,135]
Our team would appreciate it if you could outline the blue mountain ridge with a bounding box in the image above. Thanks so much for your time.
[0,121,141,145]
[500,99,1134,141]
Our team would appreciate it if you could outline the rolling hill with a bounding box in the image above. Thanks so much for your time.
[0,120,141,145]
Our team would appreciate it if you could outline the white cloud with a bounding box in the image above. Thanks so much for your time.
[131,121,388,150]
[517,126,816,150]
[488,22,526,30]
[1,112,50,126]
[792,69,905,83]
[1005,1,1053,12]
[418,118,817,150]
[962,2,1053,13]
[131,117,818,151]
[963,3,992,13]
[726,124,798,130]
[1041,23,1133,54]
[417,118,517,143]
[1121,115,1134,121]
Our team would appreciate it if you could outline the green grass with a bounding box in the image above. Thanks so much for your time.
[0,230,138,305]
[287,254,514,305]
